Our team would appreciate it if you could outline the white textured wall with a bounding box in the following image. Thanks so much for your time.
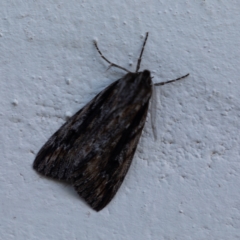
[1,1,240,239]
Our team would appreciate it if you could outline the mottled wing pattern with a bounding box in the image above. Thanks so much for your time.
[33,79,120,179]
[33,71,152,211]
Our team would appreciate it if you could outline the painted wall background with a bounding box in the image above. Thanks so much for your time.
[1,1,240,239]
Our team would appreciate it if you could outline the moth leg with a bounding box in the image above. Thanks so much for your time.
[94,40,131,73]
[154,73,189,86]
[135,32,149,73]
[150,84,158,140]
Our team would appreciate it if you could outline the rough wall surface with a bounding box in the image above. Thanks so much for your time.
[1,1,240,239]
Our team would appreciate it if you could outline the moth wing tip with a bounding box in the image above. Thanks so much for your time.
[32,159,38,170]
[91,202,107,212]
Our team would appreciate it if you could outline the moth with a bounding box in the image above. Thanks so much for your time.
[33,32,189,211]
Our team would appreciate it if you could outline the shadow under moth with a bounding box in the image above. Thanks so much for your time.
[33,32,189,211]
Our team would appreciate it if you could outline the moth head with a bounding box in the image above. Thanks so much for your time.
[140,70,152,87]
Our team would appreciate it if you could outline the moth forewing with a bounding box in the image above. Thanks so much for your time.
[72,72,152,211]
[33,71,152,211]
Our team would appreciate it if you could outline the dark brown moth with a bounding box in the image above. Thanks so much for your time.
[33,33,189,211]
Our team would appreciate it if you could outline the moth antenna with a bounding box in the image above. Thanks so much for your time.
[135,32,149,73]
[154,73,189,86]
[94,40,131,73]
